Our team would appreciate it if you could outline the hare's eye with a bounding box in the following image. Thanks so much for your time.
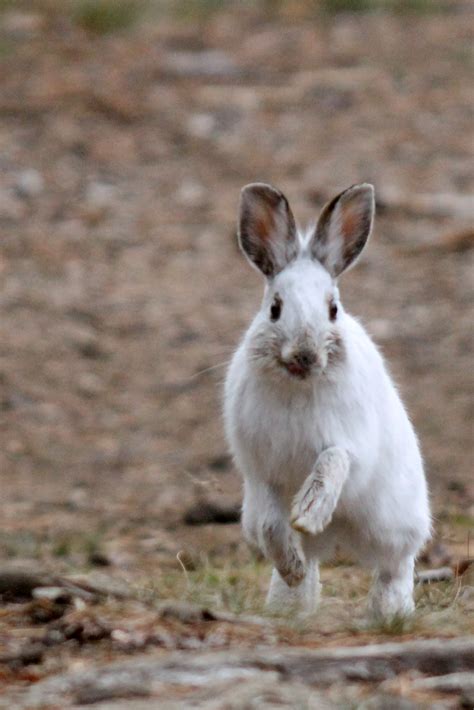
[270,295,282,322]
[329,300,338,322]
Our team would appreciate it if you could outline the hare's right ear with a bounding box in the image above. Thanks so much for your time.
[310,183,375,278]
[238,183,298,278]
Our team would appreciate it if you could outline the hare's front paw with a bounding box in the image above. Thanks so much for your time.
[261,523,306,587]
[291,448,349,536]
[290,474,337,536]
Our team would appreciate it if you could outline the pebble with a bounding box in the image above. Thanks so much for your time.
[187,113,217,139]
[1,11,44,37]
[176,179,206,208]
[165,50,239,78]
[77,373,104,397]
[82,182,116,223]
[15,169,44,198]
[32,587,71,604]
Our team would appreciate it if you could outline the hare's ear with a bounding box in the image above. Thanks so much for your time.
[238,183,298,278]
[310,184,375,278]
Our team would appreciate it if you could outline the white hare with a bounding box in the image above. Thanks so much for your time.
[224,182,430,619]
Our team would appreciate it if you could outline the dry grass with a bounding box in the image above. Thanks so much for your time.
[143,545,474,640]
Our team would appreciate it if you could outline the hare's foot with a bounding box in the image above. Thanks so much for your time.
[242,479,306,587]
[266,561,320,616]
[291,447,349,535]
[367,555,415,621]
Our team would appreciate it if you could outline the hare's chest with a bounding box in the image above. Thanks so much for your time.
[236,385,325,491]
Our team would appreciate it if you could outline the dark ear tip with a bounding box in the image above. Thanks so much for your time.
[240,184,289,217]
[360,182,375,197]
[347,183,375,202]
[240,182,282,199]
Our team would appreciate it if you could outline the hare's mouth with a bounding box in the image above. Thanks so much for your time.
[284,361,310,378]
[277,358,312,380]
[276,348,318,380]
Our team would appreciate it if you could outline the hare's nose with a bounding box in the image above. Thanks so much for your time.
[281,348,318,378]
[294,349,317,370]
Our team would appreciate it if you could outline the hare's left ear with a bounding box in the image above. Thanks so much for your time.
[238,183,298,278]
[310,184,375,278]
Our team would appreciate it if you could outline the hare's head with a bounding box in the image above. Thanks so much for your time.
[238,182,375,381]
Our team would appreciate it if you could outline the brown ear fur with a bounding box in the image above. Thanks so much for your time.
[238,183,298,277]
[311,184,375,277]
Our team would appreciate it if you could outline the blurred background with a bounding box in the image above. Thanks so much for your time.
[0,0,472,599]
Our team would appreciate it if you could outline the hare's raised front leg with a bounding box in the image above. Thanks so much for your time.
[242,479,306,589]
[290,447,350,536]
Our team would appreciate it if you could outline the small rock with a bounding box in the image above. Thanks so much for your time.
[69,486,89,509]
[43,629,65,646]
[32,587,72,604]
[77,372,104,397]
[165,50,239,78]
[85,181,115,208]
[461,689,474,708]
[64,323,108,360]
[208,453,232,472]
[447,479,466,493]
[82,182,116,224]
[176,179,207,208]
[1,11,44,36]
[110,628,148,651]
[158,601,216,623]
[183,501,241,526]
[88,552,111,567]
[5,438,25,455]
[15,169,44,198]
[0,567,54,601]
[187,113,217,139]
[29,599,68,624]
[4,643,44,668]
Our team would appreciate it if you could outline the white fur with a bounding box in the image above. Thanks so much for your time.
[224,184,431,619]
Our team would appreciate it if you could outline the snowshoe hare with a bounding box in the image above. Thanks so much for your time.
[224,183,430,619]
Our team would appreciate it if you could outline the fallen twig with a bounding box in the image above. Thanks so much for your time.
[416,558,474,584]
[0,567,132,603]
[416,567,454,583]
[0,643,44,667]
[411,671,474,694]
[0,570,56,601]
[20,636,474,705]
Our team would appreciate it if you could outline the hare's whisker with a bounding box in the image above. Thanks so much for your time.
[191,360,233,378]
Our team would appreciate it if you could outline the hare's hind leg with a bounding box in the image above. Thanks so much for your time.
[367,555,415,620]
[242,478,306,588]
[266,558,320,616]
[291,447,349,536]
